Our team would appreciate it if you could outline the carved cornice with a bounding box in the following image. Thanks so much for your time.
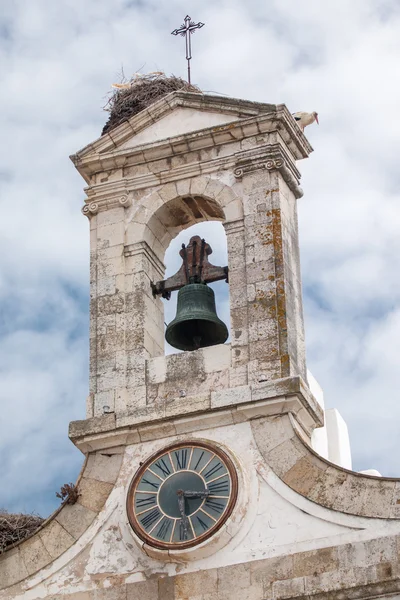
[80,140,304,210]
[81,193,132,219]
[71,101,313,185]
[234,145,304,199]
[69,376,322,453]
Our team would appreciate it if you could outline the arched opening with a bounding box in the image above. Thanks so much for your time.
[163,221,231,356]
[125,178,243,363]
[142,193,226,261]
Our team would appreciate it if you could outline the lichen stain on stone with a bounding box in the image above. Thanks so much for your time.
[211,122,236,132]
[253,290,277,319]
[280,354,290,376]
[256,224,274,246]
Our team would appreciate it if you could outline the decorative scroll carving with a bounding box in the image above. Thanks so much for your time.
[265,158,284,170]
[81,193,133,218]
[234,156,285,179]
[233,162,266,178]
[233,167,245,178]
[119,194,132,208]
[234,151,303,199]
[151,235,228,299]
[81,202,99,218]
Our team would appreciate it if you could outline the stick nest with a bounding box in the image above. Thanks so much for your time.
[102,72,201,136]
[0,511,44,553]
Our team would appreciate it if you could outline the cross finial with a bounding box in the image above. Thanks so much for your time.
[171,15,205,85]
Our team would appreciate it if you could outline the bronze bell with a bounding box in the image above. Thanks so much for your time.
[165,283,229,351]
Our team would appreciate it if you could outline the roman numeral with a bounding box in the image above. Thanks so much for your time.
[141,477,159,490]
[204,462,223,480]
[196,515,209,532]
[136,495,156,508]
[140,508,161,530]
[154,458,171,478]
[174,448,188,470]
[208,480,229,494]
[193,451,204,471]
[155,518,172,541]
[204,499,225,514]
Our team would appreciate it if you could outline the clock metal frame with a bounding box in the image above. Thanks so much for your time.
[126,440,238,550]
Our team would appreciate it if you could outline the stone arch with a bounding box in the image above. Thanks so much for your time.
[252,414,400,519]
[126,175,243,263]
[0,450,123,589]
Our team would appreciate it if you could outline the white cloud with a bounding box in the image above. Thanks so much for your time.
[1,0,400,516]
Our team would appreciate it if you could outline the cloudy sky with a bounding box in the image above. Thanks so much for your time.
[1,0,400,517]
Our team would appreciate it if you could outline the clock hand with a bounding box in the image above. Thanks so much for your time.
[182,489,210,498]
[177,488,210,539]
[177,489,189,540]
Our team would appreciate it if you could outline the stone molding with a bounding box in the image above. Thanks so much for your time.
[80,141,303,218]
[82,193,132,219]
[68,376,323,454]
[0,448,123,590]
[70,93,313,187]
[252,414,400,520]
[71,91,312,165]
[234,144,304,199]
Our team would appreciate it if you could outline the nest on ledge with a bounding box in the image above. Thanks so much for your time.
[102,72,201,136]
[0,511,44,553]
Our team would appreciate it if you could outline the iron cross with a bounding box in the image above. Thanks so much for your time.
[171,15,205,85]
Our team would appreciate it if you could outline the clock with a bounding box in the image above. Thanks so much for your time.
[127,441,238,550]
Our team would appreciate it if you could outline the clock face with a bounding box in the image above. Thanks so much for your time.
[127,441,238,549]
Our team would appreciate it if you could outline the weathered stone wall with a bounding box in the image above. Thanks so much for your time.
[32,537,400,600]
[78,92,313,426]
[253,414,400,519]
[0,449,122,589]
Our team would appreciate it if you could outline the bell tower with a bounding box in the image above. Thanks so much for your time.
[70,90,322,451]
[4,84,398,600]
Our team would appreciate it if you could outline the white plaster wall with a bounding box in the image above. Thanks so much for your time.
[309,371,352,470]
[309,370,329,460]
[325,407,353,470]
[121,107,239,149]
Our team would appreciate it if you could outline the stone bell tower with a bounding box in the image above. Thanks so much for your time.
[70,90,322,445]
[2,86,400,600]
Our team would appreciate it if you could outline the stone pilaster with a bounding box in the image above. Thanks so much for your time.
[85,200,165,418]
[237,164,307,385]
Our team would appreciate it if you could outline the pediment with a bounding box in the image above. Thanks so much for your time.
[70,92,313,184]
[119,106,240,149]
[72,91,276,161]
